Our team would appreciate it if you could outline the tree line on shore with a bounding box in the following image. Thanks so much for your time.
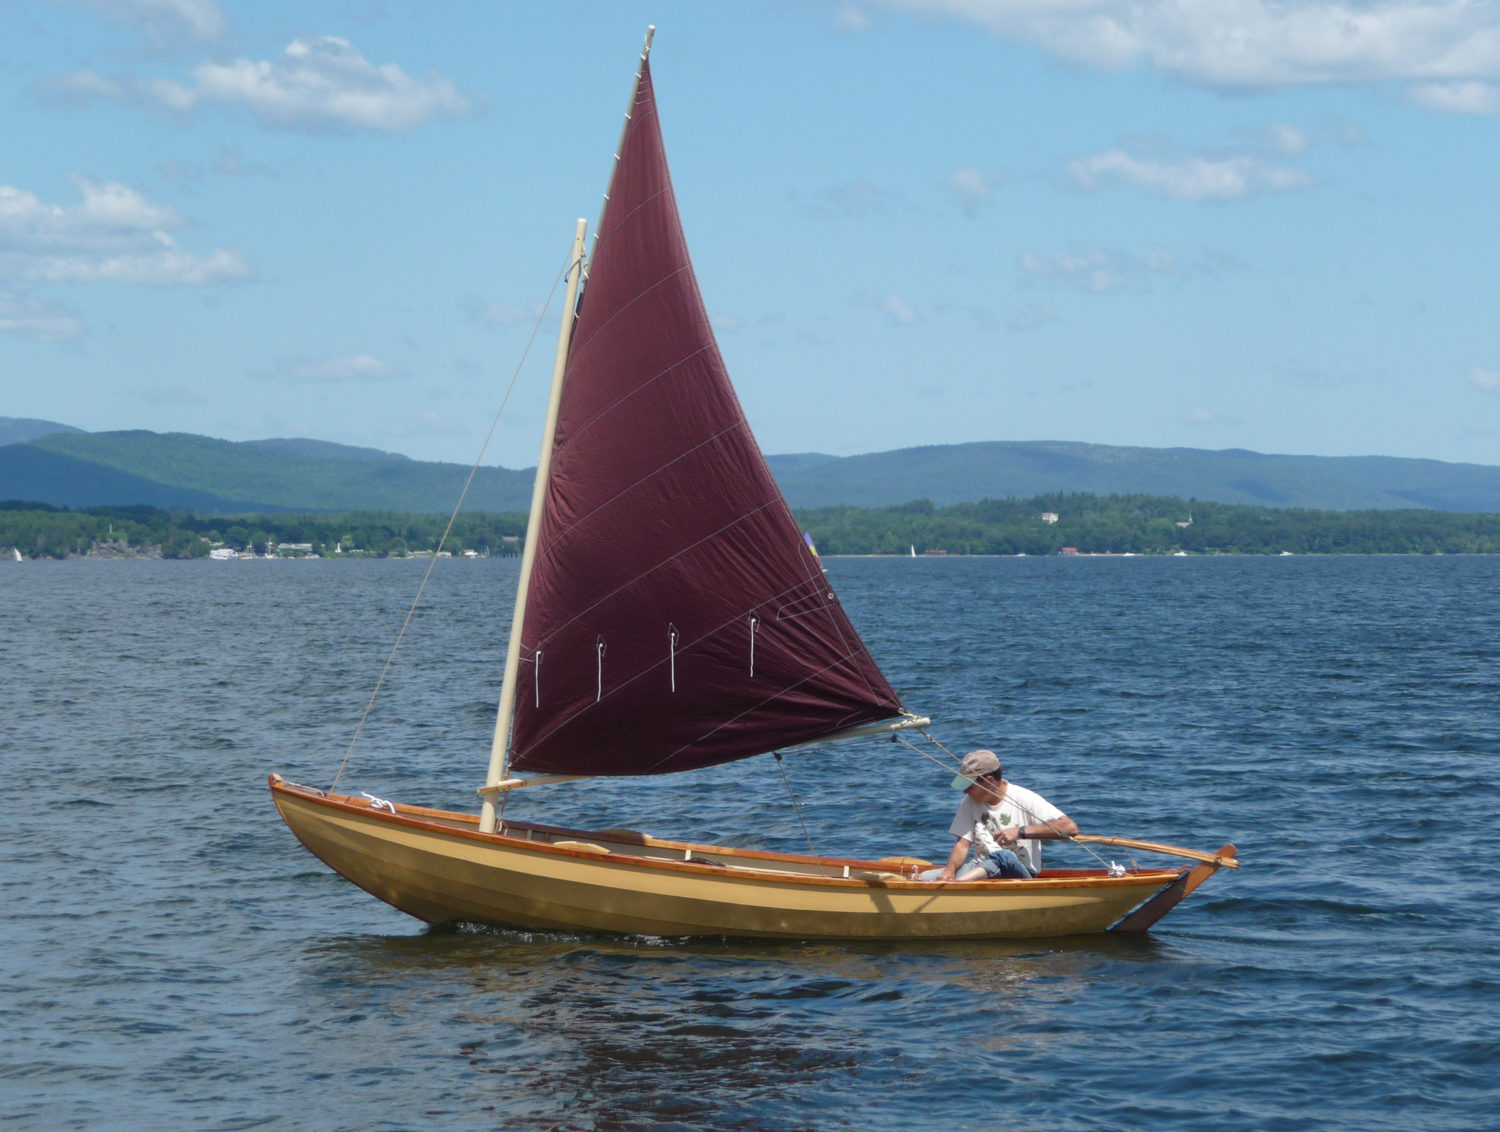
[6,493,1500,561]
[0,503,527,560]
[801,494,1500,556]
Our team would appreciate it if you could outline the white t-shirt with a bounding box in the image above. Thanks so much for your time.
[948,782,1066,875]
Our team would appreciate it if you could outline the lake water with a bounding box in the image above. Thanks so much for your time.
[3,555,1498,1130]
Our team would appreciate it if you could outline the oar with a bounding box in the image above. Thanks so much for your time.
[1074,835,1240,868]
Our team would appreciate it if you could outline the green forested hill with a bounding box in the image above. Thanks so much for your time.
[765,441,1500,513]
[4,422,1500,515]
[5,430,535,513]
[0,417,85,447]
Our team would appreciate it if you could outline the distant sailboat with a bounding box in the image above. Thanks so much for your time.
[910,544,916,557]
[270,29,1235,939]
[11,548,20,562]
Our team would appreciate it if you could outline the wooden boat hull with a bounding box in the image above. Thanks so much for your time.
[271,776,1221,939]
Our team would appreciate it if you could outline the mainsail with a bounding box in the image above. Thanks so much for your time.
[507,57,905,777]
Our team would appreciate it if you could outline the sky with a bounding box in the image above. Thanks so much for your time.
[2,0,1499,470]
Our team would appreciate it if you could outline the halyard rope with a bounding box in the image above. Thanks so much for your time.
[330,248,577,793]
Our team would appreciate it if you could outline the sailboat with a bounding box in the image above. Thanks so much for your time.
[270,31,1235,939]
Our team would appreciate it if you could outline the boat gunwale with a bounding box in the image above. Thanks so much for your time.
[269,774,1184,893]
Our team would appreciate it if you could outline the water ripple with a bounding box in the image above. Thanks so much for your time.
[3,557,1499,1129]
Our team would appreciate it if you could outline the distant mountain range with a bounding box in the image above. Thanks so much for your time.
[1,421,535,513]
[4,417,1500,514]
[769,441,1500,513]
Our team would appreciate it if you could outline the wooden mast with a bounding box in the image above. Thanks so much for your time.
[479,217,587,833]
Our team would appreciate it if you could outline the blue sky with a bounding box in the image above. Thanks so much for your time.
[2,1,1498,469]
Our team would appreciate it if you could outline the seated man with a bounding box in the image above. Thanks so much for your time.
[927,749,1077,881]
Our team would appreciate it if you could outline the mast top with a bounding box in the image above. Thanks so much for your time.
[643,26,655,58]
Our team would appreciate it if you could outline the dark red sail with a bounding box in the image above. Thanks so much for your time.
[507,58,905,777]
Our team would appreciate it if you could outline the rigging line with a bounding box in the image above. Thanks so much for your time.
[553,342,712,456]
[773,752,824,868]
[528,348,727,567]
[893,731,1114,869]
[329,247,577,793]
[895,729,962,776]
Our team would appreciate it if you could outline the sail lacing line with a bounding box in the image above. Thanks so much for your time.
[748,614,759,676]
[582,27,655,279]
[595,638,606,703]
[777,591,836,621]
[329,245,576,793]
[553,343,713,473]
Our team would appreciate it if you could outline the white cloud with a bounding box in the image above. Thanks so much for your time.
[854,290,923,325]
[1020,244,1181,293]
[834,2,873,31]
[946,167,1000,216]
[44,36,472,133]
[1327,115,1372,147]
[870,1,1500,110]
[1408,80,1500,113]
[882,294,921,325]
[0,292,84,341]
[288,354,396,383]
[1147,249,1179,274]
[1262,122,1313,155]
[1069,147,1313,200]
[39,70,125,105]
[0,176,251,286]
[876,293,918,325]
[1468,367,1500,391]
[1021,247,1128,293]
[68,0,226,47]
